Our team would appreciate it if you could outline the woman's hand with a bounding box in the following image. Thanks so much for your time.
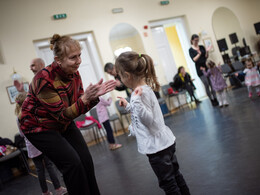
[81,79,117,105]
[200,67,205,71]
[117,96,128,108]
[197,48,201,55]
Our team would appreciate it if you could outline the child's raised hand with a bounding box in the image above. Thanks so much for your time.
[200,67,205,71]
[117,96,128,108]
[134,87,143,96]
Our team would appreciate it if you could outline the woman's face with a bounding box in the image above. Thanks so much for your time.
[192,38,199,46]
[180,67,186,75]
[59,49,82,74]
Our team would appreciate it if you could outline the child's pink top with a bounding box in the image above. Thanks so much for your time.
[96,97,112,123]
[16,118,42,159]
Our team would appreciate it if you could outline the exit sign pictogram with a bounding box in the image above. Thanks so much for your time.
[53,14,67,20]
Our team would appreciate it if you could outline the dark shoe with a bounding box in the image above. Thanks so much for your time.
[211,99,218,106]
[195,99,201,104]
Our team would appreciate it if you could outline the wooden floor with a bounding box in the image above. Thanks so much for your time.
[1,87,260,195]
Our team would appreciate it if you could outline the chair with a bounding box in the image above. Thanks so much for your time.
[221,63,242,88]
[158,97,170,116]
[115,97,131,129]
[89,108,106,142]
[109,112,126,134]
[0,148,30,190]
[221,64,232,75]
[232,61,244,72]
[14,133,30,174]
[74,114,100,143]
[161,84,183,109]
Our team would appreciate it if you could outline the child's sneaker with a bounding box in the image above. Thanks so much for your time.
[42,192,53,195]
[109,144,122,150]
[249,92,253,98]
[55,187,67,195]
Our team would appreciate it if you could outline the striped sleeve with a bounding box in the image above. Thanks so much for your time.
[35,81,98,125]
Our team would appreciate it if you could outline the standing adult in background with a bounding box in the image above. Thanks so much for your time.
[189,34,218,106]
[19,34,117,195]
[30,58,45,75]
[13,58,45,92]
[104,62,131,97]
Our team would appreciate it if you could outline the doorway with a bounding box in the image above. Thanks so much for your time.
[150,17,206,98]
[33,32,105,90]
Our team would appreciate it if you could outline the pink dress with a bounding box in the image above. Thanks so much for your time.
[244,67,260,87]
[96,97,112,124]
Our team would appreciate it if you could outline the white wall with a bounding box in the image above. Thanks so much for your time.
[0,0,260,139]
[212,7,244,55]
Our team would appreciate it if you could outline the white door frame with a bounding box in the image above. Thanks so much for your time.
[150,17,206,98]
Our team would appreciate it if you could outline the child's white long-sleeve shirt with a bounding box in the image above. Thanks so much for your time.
[126,85,175,154]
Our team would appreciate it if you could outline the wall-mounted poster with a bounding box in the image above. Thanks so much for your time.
[203,37,214,52]
[6,82,29,104]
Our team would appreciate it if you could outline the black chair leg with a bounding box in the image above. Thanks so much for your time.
[120,116,125,129]
[118,119,126,133]
[177,95,182,110]
[125,115,130,125]
[113,121,117,134]
[168,97,172,110]
[92,127,98,143]
[101,128,106,142]
[95,126,104,143]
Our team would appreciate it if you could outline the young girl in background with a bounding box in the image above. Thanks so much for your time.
[116,52,190,195]
[243,57,260,98]
[201,60,228,107]
[15,92,67,195]
[96,97,122,150]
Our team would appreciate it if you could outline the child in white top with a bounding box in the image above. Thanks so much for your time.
[116,51,190,195]
[243,57,260,98]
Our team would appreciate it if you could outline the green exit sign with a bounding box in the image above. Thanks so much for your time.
[160,1,170,5]
[53,13,67,20]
